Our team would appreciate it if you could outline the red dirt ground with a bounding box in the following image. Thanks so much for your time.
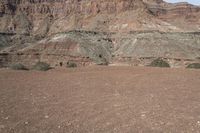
[0,66,200,133]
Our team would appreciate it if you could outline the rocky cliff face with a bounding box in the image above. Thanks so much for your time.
[1,0,199,35]
[0,0,148,35]
[146,1,200,31]
[0,0,200,68]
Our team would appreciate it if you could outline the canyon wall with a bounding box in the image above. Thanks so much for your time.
[1,0,200,35]
[0,0,200,68]
[0,0,147,35]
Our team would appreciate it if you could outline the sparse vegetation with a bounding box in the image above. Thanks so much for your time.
[196,57,200,60]
[66,61,77,68]
[32,62,51,71]
[149,58,170,68]
[96,55,109,65]
[186,63,200,69]
[96,59,109,65]
[10,63,28,70]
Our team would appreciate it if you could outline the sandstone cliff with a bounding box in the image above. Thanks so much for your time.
[0,0,148,35]
[1,0,200,36]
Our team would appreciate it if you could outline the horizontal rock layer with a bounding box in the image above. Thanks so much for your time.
[0,0,200,35]
[0,31,200,68]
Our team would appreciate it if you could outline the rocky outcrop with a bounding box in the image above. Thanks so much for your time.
[0,0,148,34]
[0,31,200,68]
[146,1,200,31]
[1,0,200,35]
[0,31,113,67]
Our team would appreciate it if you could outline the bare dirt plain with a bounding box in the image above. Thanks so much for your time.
[0,66,200,133]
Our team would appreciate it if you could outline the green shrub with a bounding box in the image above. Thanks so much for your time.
[96,61,109,65]
[66,61,77,68]
[32,62,51,71]
[149,58,170,68]
[186,63,200,69]
[10,63,28,70]
[96,56,109,66]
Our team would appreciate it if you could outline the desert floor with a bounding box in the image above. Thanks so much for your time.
[0,66,200,133]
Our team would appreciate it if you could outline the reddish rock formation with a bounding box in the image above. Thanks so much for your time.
[0,0,148,34]
[146,1,200,31]
[1,0,199,35]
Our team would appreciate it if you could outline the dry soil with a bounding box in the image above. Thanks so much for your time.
[0,66,200,133]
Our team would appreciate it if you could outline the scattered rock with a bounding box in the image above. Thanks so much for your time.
[45,115,49,119]
[197,121,200,126]
[141,114,146,118]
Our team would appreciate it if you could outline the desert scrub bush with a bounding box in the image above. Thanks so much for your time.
[32,62,51,71]
[95,55,109,65]
[96,59,109,65]
[10,63,28,70]
[186,63,200,69]
[66,61,77,68]
[149,58,170,68]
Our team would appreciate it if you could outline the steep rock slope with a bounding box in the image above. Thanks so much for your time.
[146,1,200,31]
[1,0,200,35]
[0,0,148,35]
